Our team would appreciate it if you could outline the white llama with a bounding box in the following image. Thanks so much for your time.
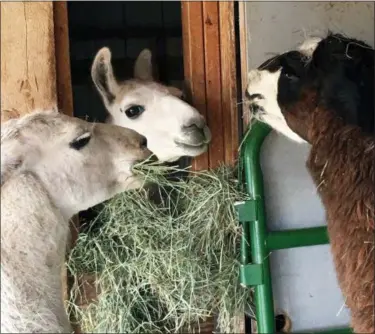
[91,47,212,162]
[1,110,151,333]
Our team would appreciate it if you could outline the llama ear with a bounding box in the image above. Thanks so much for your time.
[0,132,26,186]
[1,138,42,186]
[1,120,42,186]
[91,47,119,106]
[1,151,23,186]
[134,48,153,81]
[166,86,184,99]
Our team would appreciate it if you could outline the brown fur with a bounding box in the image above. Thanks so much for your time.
[285,90,375,333]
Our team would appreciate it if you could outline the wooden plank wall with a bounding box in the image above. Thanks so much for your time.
[1,2,57,122]
[1,0,76,329]
[182,1,239,170]
[182,2,244,333]
[53,2,74,118]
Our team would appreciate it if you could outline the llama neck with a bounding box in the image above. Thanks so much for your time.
[306,109,374,225]
[1,172,71,333]
[1,172,69,264]
[308,109,372,188]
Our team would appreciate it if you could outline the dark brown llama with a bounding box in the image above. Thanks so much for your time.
[246,33,374,333]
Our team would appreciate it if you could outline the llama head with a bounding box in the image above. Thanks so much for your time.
[246,33,374,143]
[1,110,151,218]
[91,47,211,162]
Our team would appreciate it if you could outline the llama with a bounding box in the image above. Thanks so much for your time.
[246,33,374,333]
[91,47,212,163]
[1,109,152,333]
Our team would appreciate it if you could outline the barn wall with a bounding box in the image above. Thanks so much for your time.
[0,0,75,315]
[182,1,239,170]
[243,2,374,332]
[0,2,57,122]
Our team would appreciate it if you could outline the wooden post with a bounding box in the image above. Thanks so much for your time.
[1,2,57,122]
[181,1,209,171]
[182,1,239,171]
[53,2,74,117]
[182,1,243,332]
[1,1,77,331]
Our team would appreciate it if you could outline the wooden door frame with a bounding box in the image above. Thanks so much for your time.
[1,2,57,122]
[181,1,241,171]
[0,0,78,331]
[182,3,245,332]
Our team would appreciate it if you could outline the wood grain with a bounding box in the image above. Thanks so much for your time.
[182,2,242,332]
[53,1,73,117]
[202,1,224,168]
[1,2,57,122]
[0,2,74,328]
[219,1,239,165]
[182,1,209,171]
[182,1,239,170]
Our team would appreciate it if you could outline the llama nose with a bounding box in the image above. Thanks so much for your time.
[183,116,206,130]
[183,124,201,133]
[182,123,211,144]
[140,135,148,150]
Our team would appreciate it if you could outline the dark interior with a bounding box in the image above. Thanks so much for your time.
[67,1,184,123]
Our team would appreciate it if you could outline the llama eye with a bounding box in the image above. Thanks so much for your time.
[70,132,91,150]
[123,105,145,119]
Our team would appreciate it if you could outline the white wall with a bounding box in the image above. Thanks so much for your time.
[244,2,374,332]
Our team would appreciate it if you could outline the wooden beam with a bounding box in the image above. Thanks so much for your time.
[1,2,57,122]
[219,1,239,165]
[182,1,239,170]
[181,1,209,171]
[53,1,73,117]
[0,2,76,328]
[202,1,225,168]
[182,1,241,332]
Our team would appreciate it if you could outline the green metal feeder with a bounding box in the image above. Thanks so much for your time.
[235,121,352,334]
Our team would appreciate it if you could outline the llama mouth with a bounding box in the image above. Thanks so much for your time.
[174,141,208,154]
[175,141,208,149]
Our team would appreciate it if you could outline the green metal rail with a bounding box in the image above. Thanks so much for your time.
[235,121,352,334]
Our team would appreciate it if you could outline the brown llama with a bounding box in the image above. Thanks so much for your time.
[246,32,374,333]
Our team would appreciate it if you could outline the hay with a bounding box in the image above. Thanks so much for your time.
[67,161,252,333]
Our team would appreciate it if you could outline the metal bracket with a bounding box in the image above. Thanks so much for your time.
[234,199,258,222]
[240,263,264,286]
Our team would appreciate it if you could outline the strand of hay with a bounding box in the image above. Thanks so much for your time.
[67,160,253,333]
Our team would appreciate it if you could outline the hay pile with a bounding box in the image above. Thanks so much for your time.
[67,161,252,333]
